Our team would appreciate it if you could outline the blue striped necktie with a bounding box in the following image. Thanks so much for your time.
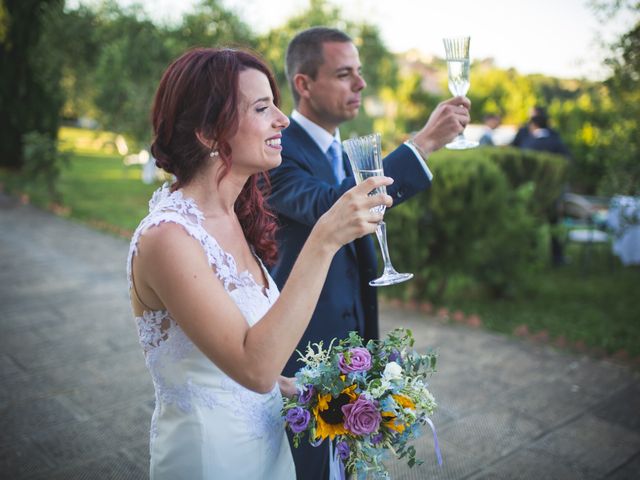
[327,140,345,184]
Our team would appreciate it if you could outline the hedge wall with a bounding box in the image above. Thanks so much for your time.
[383,147,567,300]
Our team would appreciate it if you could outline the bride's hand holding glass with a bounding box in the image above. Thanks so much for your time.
[314,176,393,253]
[343,133,413,286]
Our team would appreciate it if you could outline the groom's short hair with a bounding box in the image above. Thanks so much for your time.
[285,27,353,105]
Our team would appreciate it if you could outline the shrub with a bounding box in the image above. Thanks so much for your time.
[386,149,542,300]
[484,146,568,220]
[21,131,70,203]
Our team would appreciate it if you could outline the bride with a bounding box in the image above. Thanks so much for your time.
[126,47,392,479]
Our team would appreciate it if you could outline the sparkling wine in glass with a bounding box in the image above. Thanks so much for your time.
[443,36,478,150]
[343,133,413,287]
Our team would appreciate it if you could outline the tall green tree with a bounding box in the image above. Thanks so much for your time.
[81,0,253,147]
[575,0,640,194]
[0,0,65,169]
[91,3,172,146]
[43,4,101,121]
[600,16,639,194]
[174,0,254,51]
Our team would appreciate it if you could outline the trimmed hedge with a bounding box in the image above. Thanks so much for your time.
[483,147,569,220]
[385,147,567,300]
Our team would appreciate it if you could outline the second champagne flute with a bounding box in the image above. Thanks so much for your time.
[343,133,413,287]
[443,36,478,150]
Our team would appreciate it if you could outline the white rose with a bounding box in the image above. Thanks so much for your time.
[382,361,403,381]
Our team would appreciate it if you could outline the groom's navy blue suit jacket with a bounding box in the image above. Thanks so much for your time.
[268,119,432,378]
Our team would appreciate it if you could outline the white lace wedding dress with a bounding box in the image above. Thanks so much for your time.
[126,184,295,479]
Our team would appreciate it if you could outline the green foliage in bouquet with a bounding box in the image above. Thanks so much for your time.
[282,328,438,478]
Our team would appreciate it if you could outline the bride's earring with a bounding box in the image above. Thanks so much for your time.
[209,149,219,158]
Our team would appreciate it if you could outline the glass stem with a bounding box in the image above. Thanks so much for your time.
[374,221,395,274]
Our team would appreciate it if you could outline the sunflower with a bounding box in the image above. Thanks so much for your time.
[313,385,358,441]
[382,413,406,433]
[382,394,416,433]
[392,394,415,410]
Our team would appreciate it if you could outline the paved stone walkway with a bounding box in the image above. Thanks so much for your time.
[1,193,639,480]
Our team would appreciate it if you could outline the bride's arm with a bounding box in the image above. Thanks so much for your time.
[133,176,392,394]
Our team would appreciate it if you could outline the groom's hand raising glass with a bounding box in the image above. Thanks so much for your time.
[412,96,471,154]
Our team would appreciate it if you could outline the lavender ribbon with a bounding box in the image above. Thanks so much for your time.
[426,417,443,465]
[329,440,346,480]
[310,436,324,448]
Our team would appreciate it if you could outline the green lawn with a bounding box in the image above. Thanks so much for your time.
[57,151,160,233]
[1,127,638,363]
[437,247,639,358]
[0,127,163,235]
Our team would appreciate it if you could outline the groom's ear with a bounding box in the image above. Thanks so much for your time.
[293,73,312,100]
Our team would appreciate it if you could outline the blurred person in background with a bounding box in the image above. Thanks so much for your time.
[513,106,572,266]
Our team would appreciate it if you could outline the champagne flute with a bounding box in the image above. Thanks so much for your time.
[443,36,478,149]
[343,133,413,287]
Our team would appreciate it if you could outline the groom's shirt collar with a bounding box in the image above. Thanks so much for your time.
[291,110,341,154]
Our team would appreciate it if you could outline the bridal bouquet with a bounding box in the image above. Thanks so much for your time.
[283,328,440,479]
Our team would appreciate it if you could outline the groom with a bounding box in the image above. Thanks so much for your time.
[267,27,470,479]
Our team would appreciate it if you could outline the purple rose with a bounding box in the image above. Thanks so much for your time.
[298,385,315,404]
[285,407,310,434]
[336,441,350,461]
[342,396,381,435]
[371,432,384,445]
[338,347,372,374]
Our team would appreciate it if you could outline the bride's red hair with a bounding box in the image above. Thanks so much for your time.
[150,48,279,264]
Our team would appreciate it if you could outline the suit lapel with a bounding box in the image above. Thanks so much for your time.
[287,119,336,183]
[287,119,359,260]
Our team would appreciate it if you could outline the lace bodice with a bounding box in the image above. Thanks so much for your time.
[127,183,278,307]
[126,184,289,472]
